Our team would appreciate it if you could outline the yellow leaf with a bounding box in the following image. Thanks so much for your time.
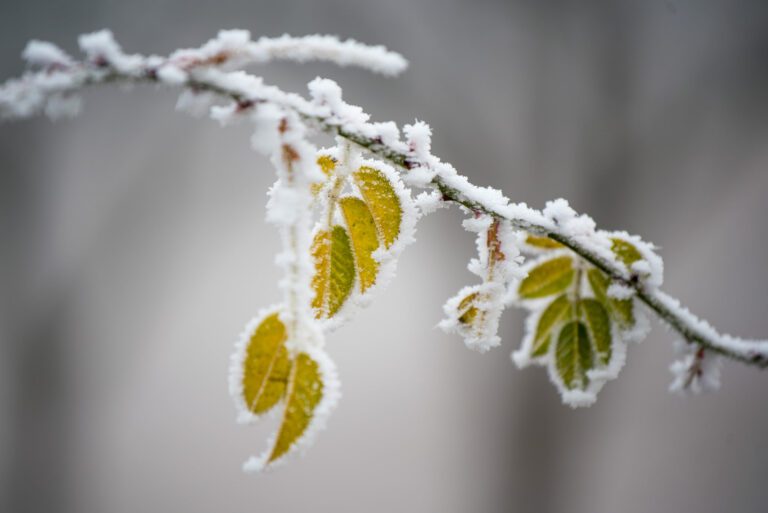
[457,292,480,325]
[310,226,356,317]
[312,154,337,196]
[353,165,402,248]
[240,312,292,415]
[310,231,331,313]
[339,196,380,292]
[317,155,336,176]
[525,234,563,250]
[269,352,325,463]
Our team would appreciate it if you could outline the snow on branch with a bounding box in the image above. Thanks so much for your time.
[170,31,408,76]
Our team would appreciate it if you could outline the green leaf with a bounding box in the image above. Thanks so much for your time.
[610,237,643,267]
[518,256,575,299]
[555,321,593,390]
[579,299,612,365]
[525,234,563,250]
[532,294,572,357]
[311,225,356,317]
[586,268,634,328]
[240,312,292,415]
[339,196,380,292]
[268,352,325,463]
[353,165,403,248]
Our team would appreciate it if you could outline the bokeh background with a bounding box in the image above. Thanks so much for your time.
[2,1,768,512]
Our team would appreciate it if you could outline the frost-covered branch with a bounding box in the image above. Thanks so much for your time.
[1,30,765,367]
[2,28,767,466]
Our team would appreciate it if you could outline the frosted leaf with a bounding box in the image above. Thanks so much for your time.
[310,226,356,317]
[523,234,564,252]
[229,307,291,424]
[517,254,574,300]
[339,197,380,292]
[242,345,340,473]
[440,218,522,353]
[579,299,612,365]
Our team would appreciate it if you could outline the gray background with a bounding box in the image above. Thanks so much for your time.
[1,0,767,512]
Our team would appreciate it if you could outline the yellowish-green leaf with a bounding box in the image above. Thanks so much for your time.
[525,234,563,250]
[241,312,291,415]
[310,226,356,317]
[579,299,612,365]
[556,321,593,390]
[586,268,634,328]
[310,231,330,313]
[532,294,572,357]
[312,155,336,195]
[353,166,402,248]
[317,155,336,176]
[457,292,480,325]
[519,256,575,299]
[610,238,643,267]
[269,352,324,463]
[339,196,380,292]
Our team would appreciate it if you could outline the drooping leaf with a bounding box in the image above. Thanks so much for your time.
[579,299,612,365]
[586,268,634,328]
[610,237,643,268]
[240,312,292,415]
[518,256,575,299]
[310,226,356,317]
[457,291,480,325]
[268,352,325,463]
[353,165,402,248]
[555,321,593,390]
[525,234,563,250]
[532,294,572,357]
[339,196,380,292]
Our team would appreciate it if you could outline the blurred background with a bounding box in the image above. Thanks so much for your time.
[1,0,768,512]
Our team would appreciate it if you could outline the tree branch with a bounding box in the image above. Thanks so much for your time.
[2,31,767,369]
